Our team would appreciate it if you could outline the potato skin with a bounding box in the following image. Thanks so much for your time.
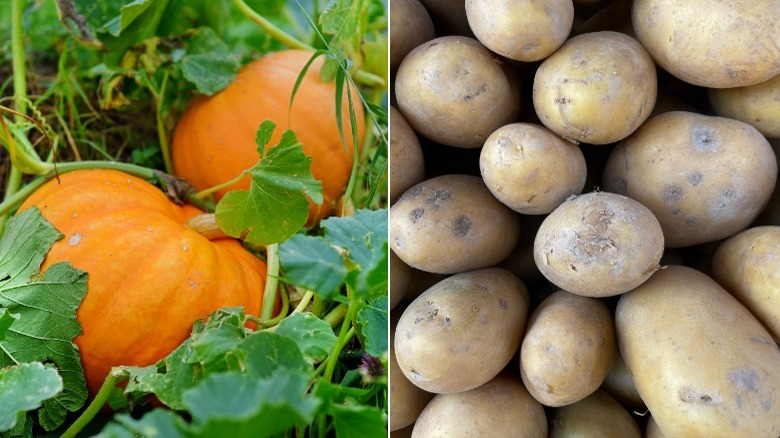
[479,123,586,215]
[549,389,642,438]
[712,226,780,342]
[632,0,780,88]
[390,106,426,203]
[708,74,780,139]
[602,111,778,248]
[390,249,412,310]
[465,0,573,62]
[390,174,521,274]
[532,31,656,145]
[391,310,435,431]
[533,191,664,297]
[395,37,521,148]
[601,350,645,411]
[412,373,547,438]
[616,265,780,437]
[520,290,616,407]
[395,268,529,394]
[390,0,436,71]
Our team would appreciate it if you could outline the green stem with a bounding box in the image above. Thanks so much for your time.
[156,70,173,174]
[323,291,360,382]
[2,0,28,236]
[291,290,314,314]
[60,373,119,438]
[0,176,46,217]
[232,0,385,89]
[260,243,280,321]
[195,170,248,199]
[322,303,348,329]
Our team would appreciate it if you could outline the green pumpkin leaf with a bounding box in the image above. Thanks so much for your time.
[71,0,171,52]
[178,27,241,95]
[0,363,63,433]
[239,331,312,378]
[96,410,186,438]
[330,403,387,438]
[278,233,349,299]
[185,371,320,436]
[215,123,323,246]
[0,208,88,431]
[275,313,338,363]
[321,208,388,298]
[356,296,388,357]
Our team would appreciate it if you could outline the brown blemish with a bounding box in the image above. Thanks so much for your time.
[688,172,703,186]
[409,208,424,223]
[663,185,684,203]
[452,215,472,237]
[425,189,451,207]
[692,125,720,152]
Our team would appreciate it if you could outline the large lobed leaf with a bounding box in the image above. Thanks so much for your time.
[0,208,88,431]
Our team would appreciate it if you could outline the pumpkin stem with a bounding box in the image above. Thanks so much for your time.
[184,213,230,240]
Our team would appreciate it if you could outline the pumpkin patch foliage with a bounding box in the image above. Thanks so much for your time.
[0,0,388,436]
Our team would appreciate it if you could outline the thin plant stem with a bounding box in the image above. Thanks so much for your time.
[260,243,280,321]
[195,170,248,199]
[291,290,315,314]
[60,372,120,438]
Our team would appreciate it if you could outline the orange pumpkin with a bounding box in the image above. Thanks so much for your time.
[18,169,266,396]
[171,50,366,226]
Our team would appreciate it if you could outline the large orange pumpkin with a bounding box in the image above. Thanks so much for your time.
[171,50,366,226]
[18,169,266,395]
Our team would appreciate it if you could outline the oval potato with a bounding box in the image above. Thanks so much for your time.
[616,265,780,437]
[708,74,780,139]
[391,310,435,431]
[549,389,642,438]
[390,106,426,203]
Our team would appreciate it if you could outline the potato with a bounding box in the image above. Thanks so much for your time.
[412,373,547,438]
[632,0,780,88]
[391,310,435,431]
[708,74,780,139]
[616,265,780,437]
[602,111,778,248]
[479,123,587,215]
[532,31,656,145]
[390,106,426,203]
[520,290,616,406]
[389,174,521,274]
[712,226,780,342]
[465,0,573,62]
[549,389,642,438]
[390,0,436,71]
[394,268,529,394]
[390,249,412,310]
[533,191,664,297]
[601,349,645,411]
[395,36,521,148]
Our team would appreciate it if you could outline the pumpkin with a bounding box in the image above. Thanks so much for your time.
[18,169,266,396]
[171,50,366,226]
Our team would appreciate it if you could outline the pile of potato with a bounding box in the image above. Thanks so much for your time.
[388,0,780,436]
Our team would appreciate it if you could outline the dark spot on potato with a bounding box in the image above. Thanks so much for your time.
[472,305,479,312]
[427,309,438,320]
[452,215,472,237]
[425,189,451,207]
[729,368,759,392]
[723,188,734,198]
[750,336,774,345]
[409,208,424,223]
[499,298,507,310]
[688,172,703,186]
[672,208,682,216]
[679,387,720,405]
[663,185,684,203]
[554,97,572,105]
[700,395,712,403]
[405,331,413,339]
[685,216,699,225]
[464,95,472,102]
[570,264,577,271]
[692,125,721,152]
[444,316,451,324]
[399,185,423,201]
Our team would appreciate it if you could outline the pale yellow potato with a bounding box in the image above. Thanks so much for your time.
[479,123,586,215]
[520,290,616,406]
[708,74,780,138]
[391,310,435,431]
[601,349,645,410]
[412,373,547,438]
[465,0,573,62]
[602,111,778,248]
[390,174,520,274]
[395,268,529,394]
[549,389,642,438]
[390,106,426,203]
[532,31,656,145]
[533,191,664,297]
[633,0,780,88]
[616,265,780,437]
[395,36,521,148]
[712,226,780,342]
[390,0,436,71]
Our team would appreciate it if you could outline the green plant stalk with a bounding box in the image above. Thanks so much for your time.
[260,243,280,321]
[2,0,29,235]
[291,290,315,314]
[155,70,173,174]
[322,289,360,383]
[322,303,348,329]
[233,0,385,89]
[60,372,120,438]
[195,170,248,199]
